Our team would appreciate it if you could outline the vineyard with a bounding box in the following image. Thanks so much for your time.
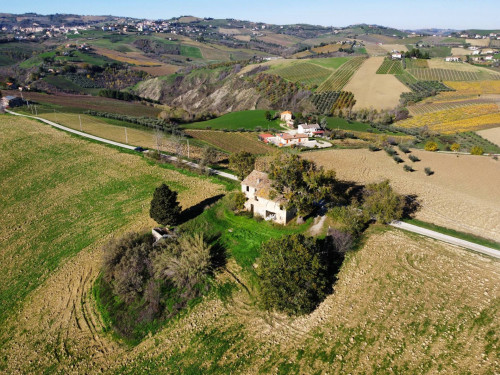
[428,112,500,133]
[316,57,367,92]
[310,91,355,114]
[404,58,429,69]
[185,130,274,154]
[376,59,404,74]
[400,81,453,105]
[395,71,418,85]
[270,62,333,86]
[408,101,481,116]
[444,81,500,95]
[408,68,500,81]
[398,103,500,133]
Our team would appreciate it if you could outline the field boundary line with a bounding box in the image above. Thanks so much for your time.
[390,221,500,259]
[5,110,239,181]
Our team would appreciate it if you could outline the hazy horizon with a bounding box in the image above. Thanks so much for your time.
[1,0,500,30]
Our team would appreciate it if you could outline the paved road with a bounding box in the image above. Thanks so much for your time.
[6,110,238,181]
[6,110,499,258]
[391,221,500,260]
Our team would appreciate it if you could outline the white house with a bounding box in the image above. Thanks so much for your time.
[275,132,308,146]
[485,55,494,61]
[472,50,481,55]
[297,123,323,137]
[445,57,461,62]
[241,170,295,225]
[391,53,402,59]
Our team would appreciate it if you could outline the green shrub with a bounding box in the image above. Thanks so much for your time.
[403,164,413,172]
[256,234,329,316]
[470,146,484,155]
[368,144,380,152]
[362,180,404,224]
[393,156,404,164]
[424,141,438,151]
[409,154,420,162]
[424,167,434,176]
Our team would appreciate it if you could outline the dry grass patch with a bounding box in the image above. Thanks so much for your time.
[344,56,410,110]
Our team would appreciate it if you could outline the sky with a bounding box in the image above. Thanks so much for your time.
[1,0,499,30]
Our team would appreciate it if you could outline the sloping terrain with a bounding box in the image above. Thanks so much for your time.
[344,56,410,110]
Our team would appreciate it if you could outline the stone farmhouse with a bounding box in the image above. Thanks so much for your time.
[241,170,296,225]
[280,111,294,128]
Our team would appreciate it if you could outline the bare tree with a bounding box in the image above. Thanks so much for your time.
[154,126,164,153]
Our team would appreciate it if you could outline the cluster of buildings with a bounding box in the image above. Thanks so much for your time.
[257,111,327,148]
[1,24,91,39]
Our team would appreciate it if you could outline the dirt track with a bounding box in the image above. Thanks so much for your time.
[303,148,500,242]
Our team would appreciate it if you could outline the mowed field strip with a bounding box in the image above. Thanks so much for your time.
[344,56,410,110]
[303,148,500,242]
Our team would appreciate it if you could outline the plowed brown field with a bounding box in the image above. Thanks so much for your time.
[303,148,500,241]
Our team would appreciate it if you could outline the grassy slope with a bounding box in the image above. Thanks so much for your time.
[0,115,227,326]
[182,110,282,130]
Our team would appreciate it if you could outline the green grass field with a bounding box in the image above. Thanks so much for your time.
[270,62,332,86]
[182,110,282,130]
[0,115,228,327]
[309,57,350,69]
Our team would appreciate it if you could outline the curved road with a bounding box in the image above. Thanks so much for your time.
[5,110,238,181]
[6,110,499,259]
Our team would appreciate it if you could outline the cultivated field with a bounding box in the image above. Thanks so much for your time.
[398,103,500,133]
[378,43,408,53]
[270,62,333,86]
[344,56,410,110]
[408,99,494,116]
[316,56,367,92]
[478,126,500,146]
[363,43,389,56]
[0,115,227,372]
[311,43,342,53]
[185,130,274,154]
[1,90,161,117]
[376,59,404,74]
[405,58,429,69]
[259,33,301,47]
[304,148,500,241]
[409,68,492,81]
[466,38,491,47]
[16,109,214,159]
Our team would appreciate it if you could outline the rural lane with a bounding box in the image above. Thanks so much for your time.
[391,221,500,260]
[5,110,499,259]
[5,110,238,181]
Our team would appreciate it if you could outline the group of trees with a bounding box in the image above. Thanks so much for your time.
[258,177,405,316]
[99,183,215,340]
[405,48,430,59]
[268,153,339,217]
[100,230,213,340]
